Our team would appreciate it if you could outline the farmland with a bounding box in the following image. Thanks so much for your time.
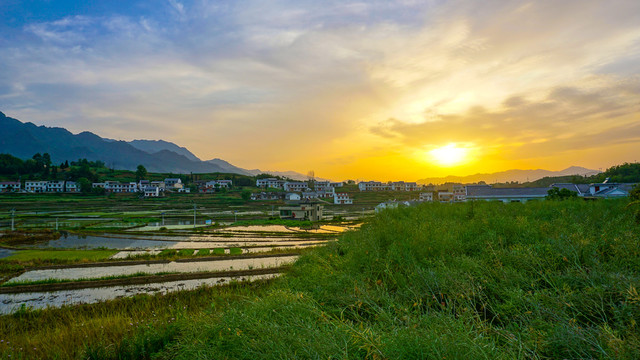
[1,198,638,358]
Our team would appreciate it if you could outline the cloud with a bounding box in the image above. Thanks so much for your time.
[1,0,640,178]
[369,78,640,160]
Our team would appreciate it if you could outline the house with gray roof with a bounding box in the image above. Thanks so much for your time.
[465,185,549,203]
[550,183,590,196]
[589,183,636,198]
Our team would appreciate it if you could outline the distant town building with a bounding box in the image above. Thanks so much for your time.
[452,184,466,202]
[0,181,21,192]
[206,180,232,189]
[314,181,331,192]
[164,178,182,188]
[143,186,161,197]
[419,192,433,202]
[25,181,47,193]
[285,193,301,201]
[251,192,283,201]
[283,181,308,192]
[257,178,285,189]
[334,192,353,204]
[279,201,324,221]
[358,181,386,191]
[438,191,454,202]
[465,185,549,203]
[359,180,418,191]
[65,181,78,193]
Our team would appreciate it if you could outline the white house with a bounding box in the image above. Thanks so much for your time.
[314,181,331,192]
[25,181,47,193]
[588,183,636,198]
[0,181,21,192]
[103,181,138,193]
[65,181,78,193]
[284,182,308,192]
[358,181,387,191]
[334,192,353,204]
[46,180,65,192]
[164,178,182,188]
[206,180,232,189]
[151,181,166,190]
[390,181,418,191]
[144,186,161,197]
[453,184,466,202]
[257,178,285,189]
[285,193,301,201]
[419,192,433,202]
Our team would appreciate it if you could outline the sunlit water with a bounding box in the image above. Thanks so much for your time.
[0,273,278,314]
[7,255,298,283]
[32,234,330,250]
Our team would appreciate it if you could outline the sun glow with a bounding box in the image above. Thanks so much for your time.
[429,144,469,167]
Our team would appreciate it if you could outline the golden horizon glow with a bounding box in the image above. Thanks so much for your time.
[429,144,470,167]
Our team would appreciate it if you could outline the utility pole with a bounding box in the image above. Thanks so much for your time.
[162,212,165,226]
[10,208,15,231]
[193,204,197,228]
[234,210,237,223]
[55,218,58,231]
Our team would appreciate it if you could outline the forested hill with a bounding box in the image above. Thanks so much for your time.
[0,111,249,174]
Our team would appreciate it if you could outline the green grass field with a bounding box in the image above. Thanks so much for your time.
[153,199,640,359]
[1,249,118,262]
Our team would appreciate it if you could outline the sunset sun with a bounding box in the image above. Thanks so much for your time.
[429,144,469,167]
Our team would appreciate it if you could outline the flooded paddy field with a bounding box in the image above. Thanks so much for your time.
[7,254,298,283]
[24,233,332,250]
[0,273,278,314]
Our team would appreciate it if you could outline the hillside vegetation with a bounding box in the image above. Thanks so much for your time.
[81,199,639,359]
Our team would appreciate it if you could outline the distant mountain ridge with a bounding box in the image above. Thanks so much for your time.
[417,166,601,185]
[0,111,308,178]
[128,139,201,162]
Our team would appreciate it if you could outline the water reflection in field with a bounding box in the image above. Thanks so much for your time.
[32,234,330,250]
[8,255,298,283]
[0,273,278,314]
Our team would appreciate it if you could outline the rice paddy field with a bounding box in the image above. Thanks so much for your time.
[1,197,639,359]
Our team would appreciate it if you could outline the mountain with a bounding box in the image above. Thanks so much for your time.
[128,139,201,162]
[0,111,237,173]
[417,167,601,185]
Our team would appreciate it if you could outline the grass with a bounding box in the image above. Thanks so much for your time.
[1,271,181,287]
[196,249,210,256]
[0,280,273,359]
[154,199,640,359]
[0,249,117,263]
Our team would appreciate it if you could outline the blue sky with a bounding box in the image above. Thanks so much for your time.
[1,1,639,180]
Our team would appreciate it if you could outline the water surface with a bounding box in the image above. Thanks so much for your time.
[8,255,298,283]
[0,273,278,314]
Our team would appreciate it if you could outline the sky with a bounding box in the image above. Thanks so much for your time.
[1,0,639,181]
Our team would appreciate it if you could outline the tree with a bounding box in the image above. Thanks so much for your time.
[630,184,640,201]
[135,165,147,181]
[241,190,252,201]
[546,187,578,200]
[77,177,92,193]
